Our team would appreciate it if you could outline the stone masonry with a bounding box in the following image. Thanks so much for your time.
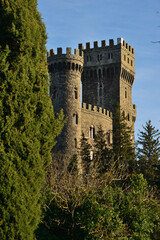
[47,38,136,155]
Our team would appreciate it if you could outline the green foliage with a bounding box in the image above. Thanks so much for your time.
[94,126,112,173]
[37,158,160,240]
[80,133,92,174]
[120,174,160,240]
[112,106,135,174]
[137,120,160,187]
[0,1,63,239]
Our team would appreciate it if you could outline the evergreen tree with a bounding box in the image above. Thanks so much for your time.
[0,1,63,239]
[137,120,160,187]
[112,106,135,175]
[94,126,112,173]
[80,133,91,175]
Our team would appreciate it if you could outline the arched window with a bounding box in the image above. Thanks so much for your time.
[74,88,78,99]
[89,126,95,138]
[99,83,103,97]
[73,114,78,124]
[72,63,75,70]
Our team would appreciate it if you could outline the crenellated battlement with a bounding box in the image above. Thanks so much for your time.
[78,38,135,55]
[47,47,84,62]
[82,102,112,118]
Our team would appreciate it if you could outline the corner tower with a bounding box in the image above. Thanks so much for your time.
[47,48,83,154]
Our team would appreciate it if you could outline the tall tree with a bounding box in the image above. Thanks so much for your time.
[80,133,91,175]
[137,120,160,187]
[94,126,112,173]
[0,1,63,239]
[112,106,135,175]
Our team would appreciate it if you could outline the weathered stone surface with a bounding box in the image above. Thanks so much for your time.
[48,38,136,155]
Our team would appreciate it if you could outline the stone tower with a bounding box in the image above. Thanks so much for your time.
[79,38,136,133]
[47,38,136,155]
[47,47,83,155]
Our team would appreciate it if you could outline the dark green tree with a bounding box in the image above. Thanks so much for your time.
[80,133,91,175]
[112,106,135,175]
[0,1,63,239]
[137,120,160,187]
[94,126,112,173]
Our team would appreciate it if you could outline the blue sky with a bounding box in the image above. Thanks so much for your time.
[38,0,160,139]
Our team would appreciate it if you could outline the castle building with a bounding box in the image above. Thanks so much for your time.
[47,38,136,155]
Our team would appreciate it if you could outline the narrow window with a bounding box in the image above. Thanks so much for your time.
[98,69,101,78]
[108,53,110,59]
[131,60,133,66]
[87,56,89,62]
[90,151,94,160]
[72,63,75,70]
[74,138,77,148]
[73,114,78,124]
[89,126,95,138]
[74,88,78,99]
[99,83,103,96]
[90,56,92,61]
[124,55,126,61]
[127,58,129,64]
[125,88,127,98]
[128,114,130,121]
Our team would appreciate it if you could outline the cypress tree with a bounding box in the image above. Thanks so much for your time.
[0,1,63,239]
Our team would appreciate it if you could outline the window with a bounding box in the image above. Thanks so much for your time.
[74,138,77,148]
[127,58,129,64]
[90,151,94,160]
[97,54,102,61]
[72,63,75,70]
[73,114,78,124]
[99,83,103,96]
[87,56,89,62]
[108,53,113,59]
[89,126,95,138]
[125,88,127,98]
[74,88,78,99]
[98,69,101,78]
[131,60,133,66]
[128,114,130,121]
[124,55,126,61]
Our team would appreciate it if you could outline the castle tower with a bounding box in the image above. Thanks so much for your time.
[79,38,136,138]
[47,47,83,155]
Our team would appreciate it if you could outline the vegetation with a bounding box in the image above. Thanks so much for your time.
[137,120,160,188]
[112,106,136,175]
[36,158,160,240]
[0,1,159,240]
[0,1,63,239]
